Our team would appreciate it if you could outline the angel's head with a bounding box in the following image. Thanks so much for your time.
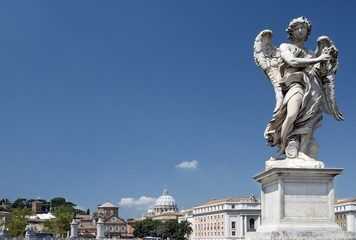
[286,16,312,43]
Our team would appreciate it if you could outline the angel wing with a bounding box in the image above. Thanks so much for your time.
[314,36,344,121]
[253,30,283,113]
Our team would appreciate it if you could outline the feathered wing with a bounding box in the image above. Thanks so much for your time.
[253,30,283,113]
[314,36,344,121]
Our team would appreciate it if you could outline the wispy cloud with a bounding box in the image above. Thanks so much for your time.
[175,160,199,170]
[118,196,157,211]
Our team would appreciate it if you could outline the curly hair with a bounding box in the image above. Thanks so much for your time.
[286,16,312,42]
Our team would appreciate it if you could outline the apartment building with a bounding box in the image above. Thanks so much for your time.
[335,198,356,232]
[183,194,261,240]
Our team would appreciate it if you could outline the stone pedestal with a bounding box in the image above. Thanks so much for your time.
[246,168,356,240]
[70,219,78,238]
[0,225,9,239]
[96,218,105,239]
[25,225,37,240]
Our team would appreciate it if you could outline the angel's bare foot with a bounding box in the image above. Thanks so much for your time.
[270,147,285,160]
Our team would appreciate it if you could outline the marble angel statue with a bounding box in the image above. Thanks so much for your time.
[253,16,343,165]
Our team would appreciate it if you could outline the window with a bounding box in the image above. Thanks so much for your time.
[231,205,235,209]
[231,222,235,229]
[232,231,235,236]
[116,226,119,231]
[249,218,255,230]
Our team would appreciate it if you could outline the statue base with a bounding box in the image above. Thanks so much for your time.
[266,157,324,170]
[245,168,356,240]
[246,231,356,240]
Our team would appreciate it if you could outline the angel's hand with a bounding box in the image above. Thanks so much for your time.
[318,53,332,62]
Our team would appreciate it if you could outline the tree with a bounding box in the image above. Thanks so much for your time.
[86,209,90,215]
[11,198,27,209]
[156,223,169,239]
[162,221,178,239]
[173,220,192,240]
[43,205,73,237]
[25,199,37,209]
[50,197,66,210]
[8,207,33,237]
[75,208,87,215]
[104,232,111,238]
[53,205,73,237]
[49,197,85,215]
[133,218,163,238]
[0,198,10,204]
[43,219,56,234]
[133,219,192,240]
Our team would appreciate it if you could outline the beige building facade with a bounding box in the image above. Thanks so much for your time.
[335,198,356,232]
[188,195,261,240]
[77,201,127,238]
[97,202,126,238]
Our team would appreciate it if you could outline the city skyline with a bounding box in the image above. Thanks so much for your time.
[1,1,356,220]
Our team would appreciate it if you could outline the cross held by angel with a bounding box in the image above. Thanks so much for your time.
[254,16,343,162]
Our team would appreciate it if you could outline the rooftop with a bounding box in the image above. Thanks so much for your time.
[194,196,260,208]
[335,198,356,204]
[98,202,118,208]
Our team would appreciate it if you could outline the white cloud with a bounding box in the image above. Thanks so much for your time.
[118,196,157,211]
[175,160,199,170]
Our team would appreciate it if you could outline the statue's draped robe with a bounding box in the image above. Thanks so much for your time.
[264,46,323,148]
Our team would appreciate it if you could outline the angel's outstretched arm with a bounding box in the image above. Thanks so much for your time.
[279,43,330,67]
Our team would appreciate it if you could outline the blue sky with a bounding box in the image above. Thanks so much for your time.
[1,1,355,219]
